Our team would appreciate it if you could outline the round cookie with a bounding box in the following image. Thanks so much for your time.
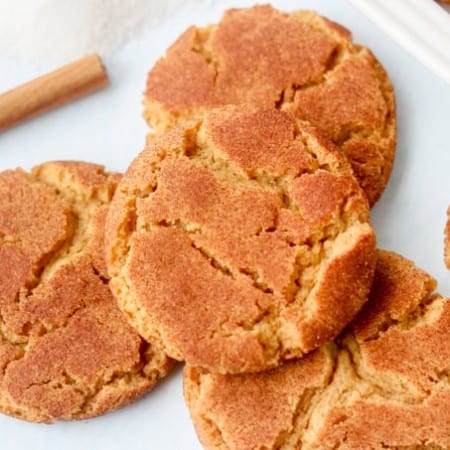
[106,106,376,374]
[0,161,173,423]
[144,4,396,206]
[184,250,450,449]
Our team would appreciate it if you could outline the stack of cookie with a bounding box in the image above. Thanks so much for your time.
[1,5,449,449]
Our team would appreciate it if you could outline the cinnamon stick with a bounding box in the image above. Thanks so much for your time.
[0,53,109,132]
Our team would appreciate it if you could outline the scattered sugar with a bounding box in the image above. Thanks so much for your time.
[0,0,209,66]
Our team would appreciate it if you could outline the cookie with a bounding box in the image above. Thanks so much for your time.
[144,5,396,206]
[184,250,450,449]
[0,162,173,423]
[106,106,376,374]
[445,205,450,268]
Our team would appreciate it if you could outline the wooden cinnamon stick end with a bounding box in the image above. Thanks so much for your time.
[0,53,109,132]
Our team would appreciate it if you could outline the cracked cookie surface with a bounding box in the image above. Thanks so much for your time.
[144,4,396,206]
[184,250,450,449]
[0,162,173,423]
[106,106,376,374]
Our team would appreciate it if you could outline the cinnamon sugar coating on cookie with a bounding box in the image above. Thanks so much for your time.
[185,347,336,450]
[0,162,172,423]
[184,250,450,449]
[106,107,376,374]
[144,5,396,206]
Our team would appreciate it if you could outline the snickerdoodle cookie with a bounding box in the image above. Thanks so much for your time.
[184,250,450,449]
[0,161,172,423]
[106,106,376,374]
[144,5,396,206]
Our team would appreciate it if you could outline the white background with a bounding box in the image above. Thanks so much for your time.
[0,1,449,449]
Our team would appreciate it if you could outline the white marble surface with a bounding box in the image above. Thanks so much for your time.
[0,1,449,449]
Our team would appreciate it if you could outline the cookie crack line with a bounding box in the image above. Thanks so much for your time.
[186,130,307,215]
[112,190,285,365]
[296,347,340,448]
[0,231,22,245]
[136,201,362,345]
[191,369,235,449]
[301,299,450,448]
[122,116,359,258]
[353,292,442,344]
[276,49,393,149]
[335,337,428,406]
[10,311,163,421]
[195,348,340,450]
[199,409,228,449]
[145,217,275,296]
[297,343,436,449]
[92,265,110,286]
[71,344,171,420]
[0,262,108,380]
[330,295,449,405]
[188,10,357,106]
[272,40,395,184]
[0,314,26,378]
[274,43,350,109]
[23,369,79,392]
[191,27,220,84]
[1,173,117,361]
[275,386,329,450]
[19,170,113,301]
[187,117,355,219]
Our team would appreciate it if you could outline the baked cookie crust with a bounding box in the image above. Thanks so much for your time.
[106,106,376,374]
[144,5,396,206]
[0,162,172,423]
[184,250,450,449]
